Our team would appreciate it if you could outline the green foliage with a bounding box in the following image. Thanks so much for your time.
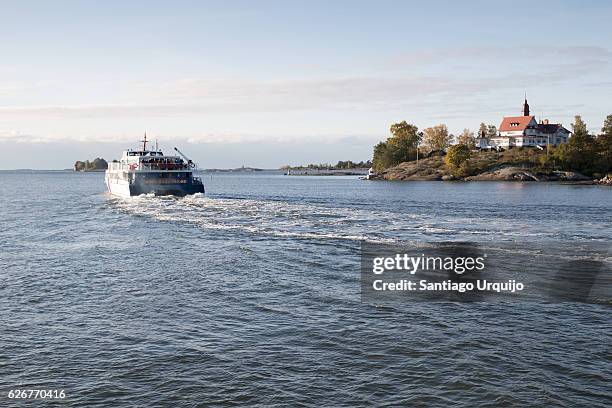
[595,133,612,174]
[422,124,452,153]
[572,115,588,137]
[478,122,487,136]
[476,123,497,138]
[445,144,471,172]
[553,115,595,173]
[295,160,372,170]
[372,121,421,171]
[601,114,612,137]
[457,128,476,149]
[333,160,372,169]
[372,114,612,176]
[457,161,472,177]
[549,115,611,176]
[486,125,498,138]
[74,158,108,171]
[390,121,419,142]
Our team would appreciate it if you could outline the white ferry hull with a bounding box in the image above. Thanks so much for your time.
[105,174,132,198]
[105,139,204,197]
[105,170,204,197]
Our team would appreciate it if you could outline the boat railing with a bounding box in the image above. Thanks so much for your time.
[139,163,189,171]
[108,162,191,171]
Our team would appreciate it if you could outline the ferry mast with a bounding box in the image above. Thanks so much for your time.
[141,132,148,151]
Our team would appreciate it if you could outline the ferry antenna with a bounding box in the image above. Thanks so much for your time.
[141,132,148,151]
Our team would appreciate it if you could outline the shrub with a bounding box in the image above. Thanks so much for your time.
[445,144,471,171]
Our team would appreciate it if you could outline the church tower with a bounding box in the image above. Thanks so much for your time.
[522,96,530,116]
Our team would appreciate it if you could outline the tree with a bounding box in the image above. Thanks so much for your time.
[486,124,498,139]
[372,141,393,172]
[478,122,487,137]
[335,160,358,169]
[389,122,419,164]
[422,124,452,153]
[372,121,421,171]
[601,114,612,138]
[596,114,612,175]
[74,158,108,171]
[569,115,594,153]
[390,121,418,141]
[445,144,471,171]
[565,114,612,175]
[572,115,589,137]
[595,133,612,175]
[554,115,596,174]
[457,128,476,149]
[389,121,420,162]
[477,122,497,138]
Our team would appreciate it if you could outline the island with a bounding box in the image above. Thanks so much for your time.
[370,105,611,184]
[74,158,108,172]
[375,150,602,182]
[283,160,372,176]
[204,166,265,173]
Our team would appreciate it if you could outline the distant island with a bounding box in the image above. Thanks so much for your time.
[370,103,611,184]
[74,158,108,172]
[283,160,372,176]
[203,166,266,173]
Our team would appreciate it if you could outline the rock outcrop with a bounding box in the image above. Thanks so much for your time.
[377,157,451,181]
[373,154,593,183]
[464,167,590,182]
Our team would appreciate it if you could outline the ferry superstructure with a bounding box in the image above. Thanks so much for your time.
[105,135,204,197]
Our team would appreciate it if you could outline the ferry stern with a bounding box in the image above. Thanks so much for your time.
[105,134,205,197]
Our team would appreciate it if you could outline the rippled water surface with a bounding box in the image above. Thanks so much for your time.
[1,171,610,407]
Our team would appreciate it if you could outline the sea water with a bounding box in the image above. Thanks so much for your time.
[0,170,610,406]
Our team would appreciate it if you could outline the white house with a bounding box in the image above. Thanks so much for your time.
[487,98,570,149]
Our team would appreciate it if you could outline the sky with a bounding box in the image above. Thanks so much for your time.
[1,0,611,169]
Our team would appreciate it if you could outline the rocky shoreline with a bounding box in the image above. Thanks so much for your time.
[373,156,610,184]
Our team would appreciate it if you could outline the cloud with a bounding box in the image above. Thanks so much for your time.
[2,44,609,121]
[0,61,604,120]
[389,45,612,66]
[0,129,376,145]
[1,44,610,145]
[0,76,458,118]
[0,130,129,144]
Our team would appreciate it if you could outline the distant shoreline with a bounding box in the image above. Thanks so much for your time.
[286,168,369,176]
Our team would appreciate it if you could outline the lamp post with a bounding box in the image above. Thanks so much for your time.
[416,132,423,164]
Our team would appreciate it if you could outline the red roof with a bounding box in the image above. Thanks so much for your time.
[499,115,535,132]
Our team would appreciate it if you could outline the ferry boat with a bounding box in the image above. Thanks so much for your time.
[105,134,204,197]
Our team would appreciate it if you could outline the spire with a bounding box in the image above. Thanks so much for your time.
[523,94,530,116]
